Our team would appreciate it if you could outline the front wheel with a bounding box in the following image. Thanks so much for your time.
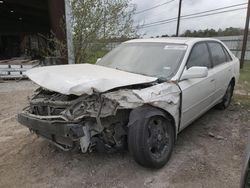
[128,115,174,169]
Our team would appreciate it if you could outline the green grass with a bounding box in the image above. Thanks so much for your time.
[87,50,109,64]
[239,62,250,90]
[233,95,250,109]
[233,62,250,109]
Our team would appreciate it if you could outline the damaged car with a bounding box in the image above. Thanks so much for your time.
[18,38,239,168]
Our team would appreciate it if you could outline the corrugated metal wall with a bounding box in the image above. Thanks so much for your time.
[214,35,250,61]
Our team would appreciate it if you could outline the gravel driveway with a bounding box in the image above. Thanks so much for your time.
[0,81,249,188]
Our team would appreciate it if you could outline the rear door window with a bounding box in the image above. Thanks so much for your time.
[208,42,228,66]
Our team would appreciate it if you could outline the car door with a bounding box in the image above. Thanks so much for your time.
[179,42,216,130]
[207,42,233,104]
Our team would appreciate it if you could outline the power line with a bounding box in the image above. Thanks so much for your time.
[140,7,247,29]
[182,7,247,21]
[134,0,175,15]
[139,3,247,29]
[182,2,247,19]
[140,2,247,27]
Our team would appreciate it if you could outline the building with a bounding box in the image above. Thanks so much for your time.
[0,0,73,64]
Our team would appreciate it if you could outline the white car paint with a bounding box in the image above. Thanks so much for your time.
[26,63,157,96]
[103,82,181,128]
[26,37,240,136]
[178,67,216,130]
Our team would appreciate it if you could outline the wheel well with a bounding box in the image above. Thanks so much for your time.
[231,77,235,87]
[161,110,176,140]
[128,105,177,140]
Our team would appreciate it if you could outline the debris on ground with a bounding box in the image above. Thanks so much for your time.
[208,132,227,140]
[0,81,249,188]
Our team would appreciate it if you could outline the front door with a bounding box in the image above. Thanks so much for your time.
[179,42,216,130]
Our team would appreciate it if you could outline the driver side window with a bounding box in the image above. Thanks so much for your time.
[187,43,212,69]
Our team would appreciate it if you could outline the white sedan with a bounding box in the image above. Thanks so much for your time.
[18,38,239,168]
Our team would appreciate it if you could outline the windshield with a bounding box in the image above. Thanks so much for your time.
[97,42,187,79]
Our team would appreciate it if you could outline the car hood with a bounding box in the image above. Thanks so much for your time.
[26,64,158,96]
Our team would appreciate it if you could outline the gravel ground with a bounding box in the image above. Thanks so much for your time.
[0,81,250,188]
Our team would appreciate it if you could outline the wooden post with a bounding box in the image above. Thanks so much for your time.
[176,0,182,37]
[240,0,250,69]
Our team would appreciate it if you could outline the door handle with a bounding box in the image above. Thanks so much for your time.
[210,79,215,82]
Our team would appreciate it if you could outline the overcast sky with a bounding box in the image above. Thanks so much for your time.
[131,0,247,37]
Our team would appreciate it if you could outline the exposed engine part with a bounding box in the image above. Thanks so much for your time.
[80,126,90,153]
[29,88,119,121]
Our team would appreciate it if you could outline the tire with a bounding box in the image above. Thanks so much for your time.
[241,161,250,188]
[128,115,174,169]
[216,81,234,110]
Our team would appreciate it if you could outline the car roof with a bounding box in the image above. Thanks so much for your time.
[124,37,221,45]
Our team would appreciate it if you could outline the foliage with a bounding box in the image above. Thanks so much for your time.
[71,0,138,64]
[157,27,244,38]
[33,17,67,61]
[238,62,250,93]
[180,27,244,37]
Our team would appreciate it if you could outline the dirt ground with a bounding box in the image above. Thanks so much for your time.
[0,81,250,188]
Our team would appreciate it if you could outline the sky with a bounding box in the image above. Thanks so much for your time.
[131,0,247,38]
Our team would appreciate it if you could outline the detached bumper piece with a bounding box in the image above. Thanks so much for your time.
[18,113,84,150]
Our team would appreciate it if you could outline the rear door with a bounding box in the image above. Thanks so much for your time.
[179,42,216,130]
[207,42,233,104]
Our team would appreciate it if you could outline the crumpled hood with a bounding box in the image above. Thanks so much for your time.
[26,64,157,96]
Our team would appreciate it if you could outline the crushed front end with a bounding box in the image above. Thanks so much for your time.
[18,82,181,153]
[18,88,130,153]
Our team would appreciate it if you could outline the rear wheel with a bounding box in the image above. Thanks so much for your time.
[216,81,234,110]
[128,115,174,169]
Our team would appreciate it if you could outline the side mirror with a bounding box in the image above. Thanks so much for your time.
[181,66,208,80]
[96,58,102,64]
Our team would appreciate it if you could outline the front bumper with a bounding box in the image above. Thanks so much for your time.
[18,112,85,148]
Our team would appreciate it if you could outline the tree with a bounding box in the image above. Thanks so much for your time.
[71,0,138,64]
[183,30,192,37]
[161,34,169,37]
[175,27,245,38]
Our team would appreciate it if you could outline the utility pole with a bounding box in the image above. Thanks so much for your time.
[65,0,75,64]
[103,0,107,39]
[176,0,182,37]
[240,0,250,69]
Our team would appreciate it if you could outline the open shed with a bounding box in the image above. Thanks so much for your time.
[0,0,70,63]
